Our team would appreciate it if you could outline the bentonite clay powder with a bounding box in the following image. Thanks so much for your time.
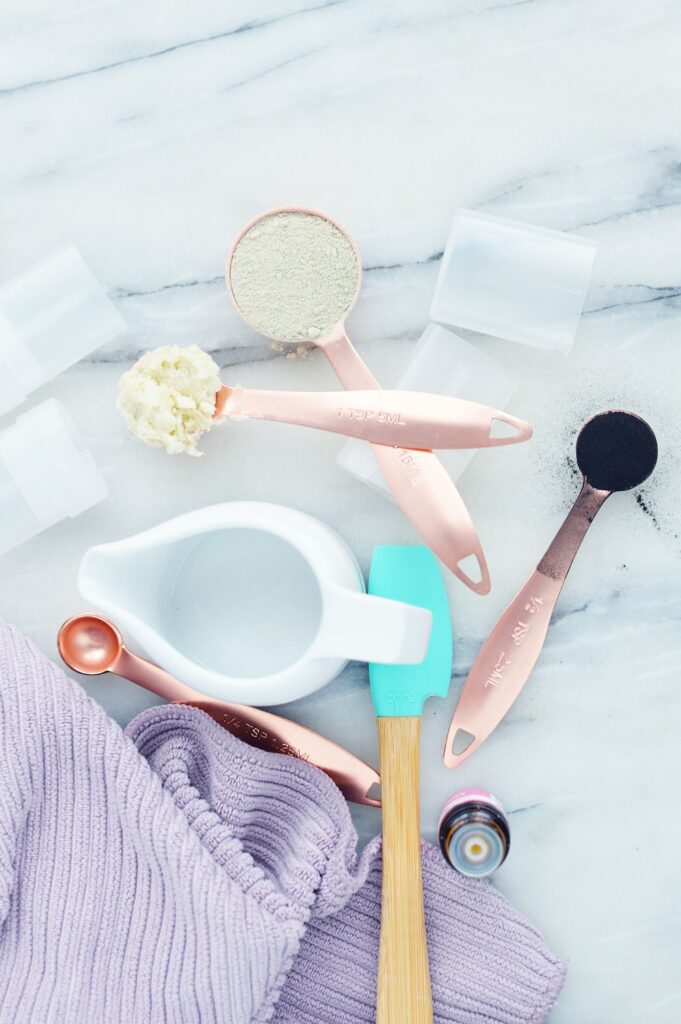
[229,211,359,342]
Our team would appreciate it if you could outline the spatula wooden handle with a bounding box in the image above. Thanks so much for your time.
[376,716,432,1024]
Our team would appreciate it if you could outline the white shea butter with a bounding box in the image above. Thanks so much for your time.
[230,211,359,342]
[117,345,221,456]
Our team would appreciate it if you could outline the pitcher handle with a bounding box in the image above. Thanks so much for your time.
[312,583,432,664]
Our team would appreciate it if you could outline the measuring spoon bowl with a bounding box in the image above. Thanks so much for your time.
[58,614,123,675]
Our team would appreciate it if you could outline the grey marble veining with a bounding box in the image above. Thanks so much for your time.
[2,2,681,1020]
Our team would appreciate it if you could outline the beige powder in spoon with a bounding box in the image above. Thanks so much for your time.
[230,211,359,343]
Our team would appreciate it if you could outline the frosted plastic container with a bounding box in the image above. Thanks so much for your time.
[0,245,125,416]
[0,399,108,555]
[430,209,597,354]
[337,324,518,497]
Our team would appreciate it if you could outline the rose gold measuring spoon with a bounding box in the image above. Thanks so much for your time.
[444,411,658,768]
[58,613,381,807]
[227,206,497,595]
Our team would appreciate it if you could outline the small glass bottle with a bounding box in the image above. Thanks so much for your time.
[438,789,510,878]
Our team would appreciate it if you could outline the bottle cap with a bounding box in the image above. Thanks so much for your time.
[337,324,518,497]
[431,209,596,354]
[0,245,125,416]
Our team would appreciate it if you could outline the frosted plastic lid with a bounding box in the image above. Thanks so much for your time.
[0,399,108,527]
[430,210,597,354]
[0,245,125,416]
[338,324,518,495]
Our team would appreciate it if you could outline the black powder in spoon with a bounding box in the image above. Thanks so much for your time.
[576,411,658,492]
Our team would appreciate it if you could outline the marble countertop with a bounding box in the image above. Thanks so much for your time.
[2,2,681,1020]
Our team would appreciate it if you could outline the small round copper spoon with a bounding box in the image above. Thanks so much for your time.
[58,613,381,807]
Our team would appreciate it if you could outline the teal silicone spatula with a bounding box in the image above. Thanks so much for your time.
[368,546,453,1024]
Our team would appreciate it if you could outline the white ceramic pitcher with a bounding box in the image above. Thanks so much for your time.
[79,502,432,705]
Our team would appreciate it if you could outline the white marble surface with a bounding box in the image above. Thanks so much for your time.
[2,2,681,1020]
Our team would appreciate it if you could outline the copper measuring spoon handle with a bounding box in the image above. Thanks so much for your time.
[185,698,381,807]
[443,480,610,768]
[216,385,532,451]
[59,617,381,807]
[124,652,382,806]
[321,327,491,595]
[111,645,194,702]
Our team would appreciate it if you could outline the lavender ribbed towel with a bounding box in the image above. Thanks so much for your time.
[0,621,565,1023]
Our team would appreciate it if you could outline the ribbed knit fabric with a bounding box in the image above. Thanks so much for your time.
[0,621,565,1023]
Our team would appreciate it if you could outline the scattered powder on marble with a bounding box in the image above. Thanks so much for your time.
[635,493,661,532]
[271,340,314,359]
[229,211,359,343]
[117,345,221,456]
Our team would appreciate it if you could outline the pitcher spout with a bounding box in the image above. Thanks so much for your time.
[79,537,174,634]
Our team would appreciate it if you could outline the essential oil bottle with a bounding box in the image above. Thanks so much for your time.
[438,789,510,878]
